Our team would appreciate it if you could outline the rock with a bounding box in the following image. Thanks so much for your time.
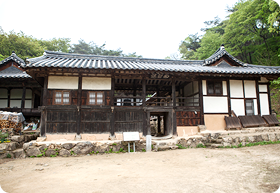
[268,134,276,142]
[223,142,231,147]
[72,142,94,155]
[240,136,248,142]
[261,134,269,141]
[94,144,109,153]
[12,149,26,158]
[11,135,25,142]
[198,125,207,132]
[248,136,255,143]
[211,133,220,139]
[34,168,44,171]
[0,142,17,151]
[275,133,280,140]
[36,137,46,142]
[26,147,41,157]
[24,135,33,142]
[62,143,75,150]
[211,144,223,148]
[23,143,31,150]
[59,149,71,157]
[45,149,57,157]
[112,144,122,152]
[49,144,55,149]
[39,144,47,152]
[254,135,263,142]
[157,146,171,151]
[234,137,240,143]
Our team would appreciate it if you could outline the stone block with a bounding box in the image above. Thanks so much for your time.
[11,135,25,142]
[45,149,57,157]
[59,149,71,157]
[12,149,26,158]
[62,143,75,150]
[248,136,255,143]
[240,136,248,142]
[26,147,41,157]
[254,135,263,142]
[261,134,269,141]
[36,137,46,142]
[268,134,276,142]
[275,133,280,140]
[223,142,231,147]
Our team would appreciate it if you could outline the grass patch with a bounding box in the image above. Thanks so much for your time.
[176,144,187,149]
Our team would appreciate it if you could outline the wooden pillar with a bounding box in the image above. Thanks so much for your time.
[40,76,48,137]
[21,83,26,109]
[142,76,146,107]
[255,80,261,115]
[77,75,82,135]
[7,88,10,108]
[43,76,48,106]
[199,79,204,125]
[110,75,115,136]
[267,83,272,115]
[146,111,151,135]
[157,115,160,134]
[172,78,176,107]
[227,79,231,116]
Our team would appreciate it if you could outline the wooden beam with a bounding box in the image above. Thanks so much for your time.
[21,82,26,109]
[7,88,10,108]
[199,79,204,125]
[227,79,231,116]
[43,76,48,106]
[76,75,82,135]
[142,75,146,107]
[255,80,261,115]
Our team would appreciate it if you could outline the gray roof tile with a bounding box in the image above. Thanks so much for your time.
[24,50,280,76]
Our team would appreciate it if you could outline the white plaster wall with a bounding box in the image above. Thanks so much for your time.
[0,100,7,108]
[203,96,228,113]
[230,80,243,98]
[82,77,111,90]
[48,76,78,89]
[244,80,256,98]
[193,81,199,93]
[0,89,7,98]
[25,100,32,108]
[202,80,207,95]
[26,89,32,99]
[231,99,245,116]
[10,100,21,108]
[11,89,22,99]
[254,99,258,115]
[260,93,270,115]
[259,85,267,92]
[222,81,227,96]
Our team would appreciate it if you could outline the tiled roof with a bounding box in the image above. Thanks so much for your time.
[0,53,31,79]
[0,66,31,78]
[0,52,25,66]
[204,45,245,66]
[25,49,280,76]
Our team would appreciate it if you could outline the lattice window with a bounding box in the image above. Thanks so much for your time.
[207,81,222,95]
[245,99,254,116]
[87,91,104,105]
[54,91,70,105]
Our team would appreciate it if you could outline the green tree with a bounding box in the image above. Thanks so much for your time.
[70,39,141,57]
[38,38,71,53]
[0,29,44,60]
[179,33,201,60]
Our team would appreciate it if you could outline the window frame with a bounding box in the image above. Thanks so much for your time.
[86,91,105,105]
[53,90,71,105]
[206,80,223,96]
[245,99,254,116]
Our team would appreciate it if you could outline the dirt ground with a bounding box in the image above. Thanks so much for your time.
[0,144,280,193]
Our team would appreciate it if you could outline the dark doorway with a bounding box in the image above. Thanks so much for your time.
[150,112,170,137]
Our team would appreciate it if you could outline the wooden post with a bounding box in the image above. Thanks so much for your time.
[172,78,176,107]
[7,88,10,108]
[21,83,26,109]
[43,76,48,106]
[142,75,146,107]
[227,80,231,116]
[267,83,272,115]
[199,79,204,125]
[77,75,82,135]
[110,75,115,136]
[255,80,261,115]
[147,111,151,135]
[157,115,160,134]
[40,76,48,137]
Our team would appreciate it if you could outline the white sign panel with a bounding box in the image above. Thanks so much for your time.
[123,132,140,141]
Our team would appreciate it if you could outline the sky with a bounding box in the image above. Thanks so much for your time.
[0,0,279,59]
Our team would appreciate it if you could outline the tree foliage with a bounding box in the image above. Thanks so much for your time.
[179,0,280,66]
[70,39,142,57]
[0,28,141,62]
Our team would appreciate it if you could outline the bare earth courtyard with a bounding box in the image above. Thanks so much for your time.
[0,144,280,193]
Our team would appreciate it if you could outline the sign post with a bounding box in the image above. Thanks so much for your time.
[123,132,140,153]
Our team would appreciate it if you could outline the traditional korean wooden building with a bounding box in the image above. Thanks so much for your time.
[0,52,41,117]
[23,45,280,139]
